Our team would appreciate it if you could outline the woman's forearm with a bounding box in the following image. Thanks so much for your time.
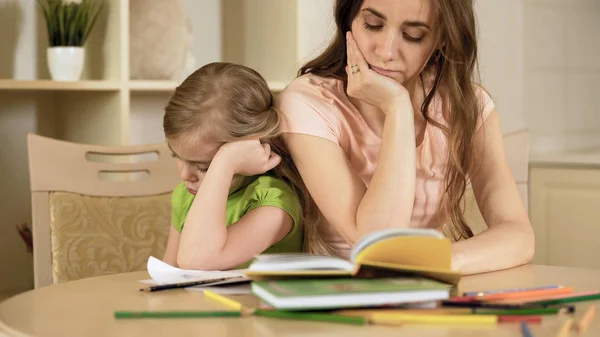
[177,160,233,269]
[356,99,417,237]
[452,222,535,274]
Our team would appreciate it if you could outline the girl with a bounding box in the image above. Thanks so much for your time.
[276,0,534,274]
[162,62,306,270]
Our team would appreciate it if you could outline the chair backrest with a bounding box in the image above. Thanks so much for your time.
[463,129,530,234]
[27,133,180,287]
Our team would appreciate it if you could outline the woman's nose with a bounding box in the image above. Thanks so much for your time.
[377,31,401,61]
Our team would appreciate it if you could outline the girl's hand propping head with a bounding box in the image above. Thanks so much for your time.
[345,31,409,113]
[216,139,282,176]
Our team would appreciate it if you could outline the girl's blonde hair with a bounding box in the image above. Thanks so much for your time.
[163,62,329,254]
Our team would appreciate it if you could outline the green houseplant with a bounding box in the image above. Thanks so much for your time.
[37,0,103,81]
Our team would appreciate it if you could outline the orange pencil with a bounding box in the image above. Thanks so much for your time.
[478,287,574,302]
[575,305,596,333]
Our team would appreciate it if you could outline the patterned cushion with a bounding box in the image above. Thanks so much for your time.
[49,192,171,283]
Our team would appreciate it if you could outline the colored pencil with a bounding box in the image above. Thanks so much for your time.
[442,300,538,310]
[528,293,600,306]
[479,287,574,301]
[452,287,574,302]
[139,276,246,292]
[499,315,542,323]
[370,312,497,326]
[254,310,367,325]
[336,308,474,317]
[555,318,573,337]
[114,311,241,319]
[508,290,600,305]
[473,307,573,316]
[464,285,561,297]
[520,321,534,337]
[203,290,245,311]
[575,305,596,333]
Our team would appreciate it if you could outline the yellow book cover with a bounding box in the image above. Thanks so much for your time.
[245,228,461,285]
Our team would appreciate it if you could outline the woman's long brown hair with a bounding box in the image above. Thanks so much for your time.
[164,62,314,249]
[300,0,482,245]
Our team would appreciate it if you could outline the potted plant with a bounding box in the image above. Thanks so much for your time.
[37,0,103,81]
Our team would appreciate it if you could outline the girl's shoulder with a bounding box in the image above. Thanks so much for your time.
[243,175,296,197]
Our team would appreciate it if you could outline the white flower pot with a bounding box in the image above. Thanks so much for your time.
[47,47,85,81]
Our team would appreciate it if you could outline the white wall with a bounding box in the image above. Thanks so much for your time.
[476,0,600,153]
[522,0,600,153]
[475,0,525,134]
[296,0,336,67]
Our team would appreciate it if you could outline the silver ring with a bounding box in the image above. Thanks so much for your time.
[350,64,360,74]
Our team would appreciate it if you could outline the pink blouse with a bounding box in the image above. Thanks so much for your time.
[276,74,494,258]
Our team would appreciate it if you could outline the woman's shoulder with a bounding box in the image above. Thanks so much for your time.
[275,74,348,142]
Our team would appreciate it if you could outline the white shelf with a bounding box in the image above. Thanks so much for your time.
[0,80,121,91]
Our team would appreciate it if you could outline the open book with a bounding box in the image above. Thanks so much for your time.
[246,228,461,285]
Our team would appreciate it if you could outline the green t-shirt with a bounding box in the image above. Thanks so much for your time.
[171,175,303,267]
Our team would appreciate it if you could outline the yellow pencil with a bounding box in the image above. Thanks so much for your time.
[371,313,497,327]
[203,290,252,314]
[575,305,596,333]
[555,318,573,337]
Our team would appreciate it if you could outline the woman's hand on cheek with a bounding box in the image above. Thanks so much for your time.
[214,140,281,176]
[345,31,410,114]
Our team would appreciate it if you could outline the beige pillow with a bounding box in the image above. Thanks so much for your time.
[129,0,192,80]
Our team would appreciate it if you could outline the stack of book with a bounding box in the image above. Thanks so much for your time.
[246,228,460,311]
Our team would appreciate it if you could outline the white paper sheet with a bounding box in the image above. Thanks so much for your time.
[146,256,248,284]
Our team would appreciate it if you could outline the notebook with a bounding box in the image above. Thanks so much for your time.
[246,228,461,285]
[251,277,452,310]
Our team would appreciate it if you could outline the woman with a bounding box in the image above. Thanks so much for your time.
[276,0,534,274]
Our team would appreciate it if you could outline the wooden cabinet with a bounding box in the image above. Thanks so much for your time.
[529,155,600,269]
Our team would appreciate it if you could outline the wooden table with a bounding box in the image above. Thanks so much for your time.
[1,264,599,337]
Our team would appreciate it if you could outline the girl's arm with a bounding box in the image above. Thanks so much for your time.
[163,226,181,266]
[452,111,535,274]
[177,140,290,270]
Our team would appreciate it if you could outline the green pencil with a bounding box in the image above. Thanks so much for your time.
[254,310,367,325]
[529,293,600,306]
[114,311,242,319]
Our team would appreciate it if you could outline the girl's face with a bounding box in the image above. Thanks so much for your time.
[350,0,439,85]
[168,135,244,196]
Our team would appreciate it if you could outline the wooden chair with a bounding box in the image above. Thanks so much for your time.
[464,129,530,234]
[27,133,180,288]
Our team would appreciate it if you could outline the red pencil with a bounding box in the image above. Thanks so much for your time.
[498,315,542,324]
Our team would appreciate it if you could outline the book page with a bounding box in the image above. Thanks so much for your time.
[249,253,355,271]
[350,228,444,262]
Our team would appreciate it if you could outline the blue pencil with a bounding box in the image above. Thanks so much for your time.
[520,321,534,337]
[463,285,561,297]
